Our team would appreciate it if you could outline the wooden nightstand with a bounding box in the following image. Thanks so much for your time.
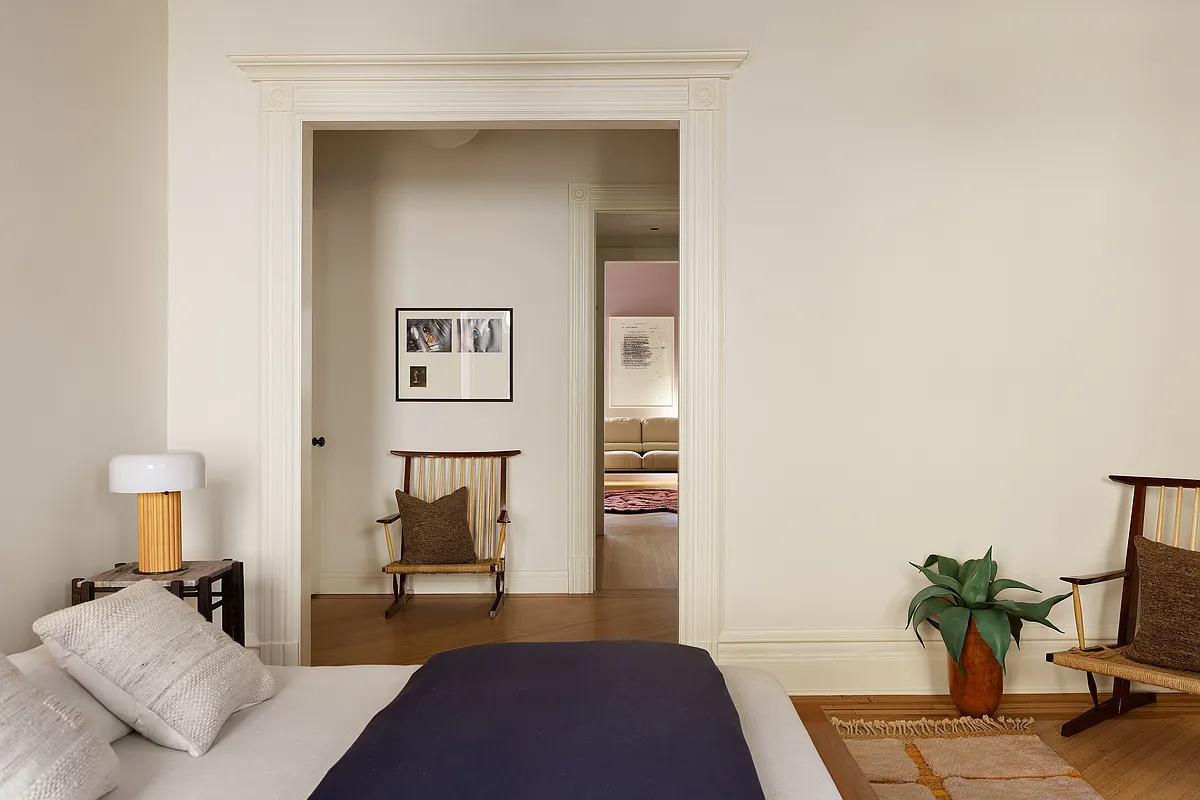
[71,559,245,646]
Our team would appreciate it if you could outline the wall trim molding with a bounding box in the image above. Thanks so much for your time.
[566,184,680,596]
[718,625,1119,644]
[230,51,748,82]
[717,626,1118,695]
[233,50,746,664]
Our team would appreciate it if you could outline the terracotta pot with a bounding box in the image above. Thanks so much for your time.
[948,617,1004,718]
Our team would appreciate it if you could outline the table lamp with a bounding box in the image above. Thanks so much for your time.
[109,451,206,574]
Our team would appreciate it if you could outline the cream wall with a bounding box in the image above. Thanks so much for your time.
[311,129,678,595]
[168,1,1200,690]
[0,1,167,652]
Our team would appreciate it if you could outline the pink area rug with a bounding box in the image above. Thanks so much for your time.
[603,489,678,514]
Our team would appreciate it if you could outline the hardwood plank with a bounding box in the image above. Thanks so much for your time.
[597,510,677,591]
[803,692,1200,719]
[311,592,678,665]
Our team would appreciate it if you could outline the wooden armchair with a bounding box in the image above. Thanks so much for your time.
[376,450,520,620]
[1047,475,1200,736]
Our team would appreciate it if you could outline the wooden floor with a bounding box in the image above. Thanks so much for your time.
[597,511,678,590]
[598,472,678,591]
[312,474,681,664]
[311,592,677,665]
[804,693,1200,800]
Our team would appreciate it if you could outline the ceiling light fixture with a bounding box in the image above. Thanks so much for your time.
[416,129,481,148]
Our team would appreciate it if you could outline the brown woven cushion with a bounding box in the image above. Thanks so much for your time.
[394,487,477,565]
[1129,537,1200,673]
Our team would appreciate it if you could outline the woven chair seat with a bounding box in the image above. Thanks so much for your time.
[383,558,499,575]
[1049,645,1200,694]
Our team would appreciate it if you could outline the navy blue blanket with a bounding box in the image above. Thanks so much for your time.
[309,641,765,799]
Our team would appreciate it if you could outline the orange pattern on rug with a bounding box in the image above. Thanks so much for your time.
[833,717,1100,800]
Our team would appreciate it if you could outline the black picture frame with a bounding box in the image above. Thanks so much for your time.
[395,307,514,402]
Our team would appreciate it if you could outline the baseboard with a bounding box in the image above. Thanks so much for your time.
[318,569,568,595]
[254,638,300,666]
[717,626,1120,695]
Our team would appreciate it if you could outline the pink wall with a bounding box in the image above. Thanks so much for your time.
[604,261,679,418]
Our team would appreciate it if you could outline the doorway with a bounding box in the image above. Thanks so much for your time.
[595,216,679,612]
[236,50,742,664]
[307,131,684,663]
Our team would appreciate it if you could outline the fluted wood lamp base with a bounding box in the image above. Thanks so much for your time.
[110,452,205,573]
[136,491,185,574]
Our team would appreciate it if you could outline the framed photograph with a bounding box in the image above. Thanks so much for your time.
[396,308,513,402]
[609,316,674,407]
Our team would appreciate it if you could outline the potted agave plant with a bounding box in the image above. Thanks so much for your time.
[906,547,1070,717]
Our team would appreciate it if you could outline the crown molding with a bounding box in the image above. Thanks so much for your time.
[230,50,748,82]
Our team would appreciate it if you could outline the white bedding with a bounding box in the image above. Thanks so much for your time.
[107,664,839,799]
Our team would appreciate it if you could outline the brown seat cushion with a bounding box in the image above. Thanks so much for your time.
[1129,537,1200,673]
[394,487,477,565]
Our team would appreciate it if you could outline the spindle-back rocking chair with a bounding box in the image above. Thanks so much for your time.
[375,449,520,619]
[1048,475,1200,735]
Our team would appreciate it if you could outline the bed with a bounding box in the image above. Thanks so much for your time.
[101,661,841,799]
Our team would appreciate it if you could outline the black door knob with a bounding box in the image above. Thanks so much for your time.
[312,436,325,447]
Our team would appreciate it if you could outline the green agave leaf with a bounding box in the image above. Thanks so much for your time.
[960,559,978,582]
[990,560,999,582]
[907,585,953,627]
[988,578,1040,601]
[937,556,960,581]
[910,563,964,596]
[972,607,1012,673]
[955,561,993,592]
[992,594,1071,633]
[911,597,953,647]
[921,555,961,581]
[1009,616,1023,648]
[959,547,993,606]
[939,606,971,674]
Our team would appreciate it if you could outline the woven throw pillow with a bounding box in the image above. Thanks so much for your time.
[32,581,276,757]
[1129,537,1200,673]
[0,653,118,800]
[395,486,478,565]
[8,646,130,744]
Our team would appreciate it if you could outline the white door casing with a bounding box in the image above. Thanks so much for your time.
[566,184,680,595]
[232,50,746,665]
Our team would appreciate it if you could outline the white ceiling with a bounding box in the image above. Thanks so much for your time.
[595,212,679,239]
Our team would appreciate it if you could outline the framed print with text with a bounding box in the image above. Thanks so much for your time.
[609,316,674,407]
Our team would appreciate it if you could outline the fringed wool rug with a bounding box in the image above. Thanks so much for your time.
[831,716,1100,800]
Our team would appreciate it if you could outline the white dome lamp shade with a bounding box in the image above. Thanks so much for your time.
[109,452,206,574]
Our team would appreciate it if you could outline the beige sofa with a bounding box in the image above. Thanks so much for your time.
[604,417,678,471]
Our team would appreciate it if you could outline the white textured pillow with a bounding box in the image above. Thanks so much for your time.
[8,646,131,744]
[0,653,118,800]
[33,580,275,757]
